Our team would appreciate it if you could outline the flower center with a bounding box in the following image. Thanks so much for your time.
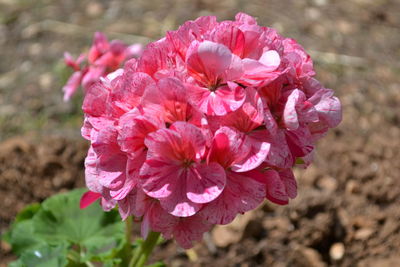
[182,159,193,168]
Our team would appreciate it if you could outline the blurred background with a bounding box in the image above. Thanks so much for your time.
[0,0,399,266]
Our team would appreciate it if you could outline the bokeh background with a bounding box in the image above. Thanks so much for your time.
[1,0,399,266]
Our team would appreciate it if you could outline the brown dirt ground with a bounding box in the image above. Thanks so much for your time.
[1,0,399,266]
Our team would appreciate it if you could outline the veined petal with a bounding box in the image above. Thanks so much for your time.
[210,22,245,57]
[186,40,233,86]
[207,126,249,168]
[186,162,226,204]
[231,132,270,172]
[160,182,203,217]
[309,88,342,128]
[140,158,181,198]
[264,169,289,205]
[200,170,266,225]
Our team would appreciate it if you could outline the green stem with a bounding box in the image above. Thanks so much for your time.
[125,216,133,245]
[129,231,161,267]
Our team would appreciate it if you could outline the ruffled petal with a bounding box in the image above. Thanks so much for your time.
[200,170,266,224]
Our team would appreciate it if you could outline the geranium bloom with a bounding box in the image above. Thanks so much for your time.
[62,32,143,102]
[79,12,342,248]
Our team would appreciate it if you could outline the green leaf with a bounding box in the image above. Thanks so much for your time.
[8,259,25,267]
[146,261,166,267]
[32,188,125,260]
[6,220,46,256]
[15,203,41,223]
[2,203,41,246]
[20,243,68,267]
[6,189,127,265]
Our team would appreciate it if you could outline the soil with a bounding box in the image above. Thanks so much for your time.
[0,0,399,266]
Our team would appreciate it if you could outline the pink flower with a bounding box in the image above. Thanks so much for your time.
[139,122,226,217]
[62,32,143,101]
[185,41,245,116]
[78,12,342,249]
[200,126,268,224]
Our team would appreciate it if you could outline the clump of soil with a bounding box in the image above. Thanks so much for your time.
[0,136,87,232]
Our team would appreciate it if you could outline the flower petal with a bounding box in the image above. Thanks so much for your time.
[80,191,102,209]
[264,169,289,205]
[200,170,266,224]
[186,162,226,204]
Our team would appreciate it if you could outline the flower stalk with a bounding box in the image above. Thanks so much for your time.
[129,231,161,267]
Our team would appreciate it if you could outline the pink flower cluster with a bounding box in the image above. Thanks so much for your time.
[62,32,143,101]
[80,13,341,248]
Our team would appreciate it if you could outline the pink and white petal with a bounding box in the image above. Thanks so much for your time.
[283,89,301,130]
[263,107,279,135]
[82,81,110,117]
[64,52,79,70]
[144,128,187,161]
[160,181,203,217]
[285,126,314,158]
[279,169,297,199]
[84,147,104,193]
[242,57,281,81]
[62,71,82,102]
[225,54,244,81]
[218,87,263,132]
[186,84,214,115]
[186,40,233,85]
[112,71,155,110]
[166,20,203,59]
[147,202,177,238]
[193,15,218,34]
[97,166,125,191]
[136,38,173,77]
[118,109,161,156]
[232,133,270,172]
[140,158,181,198]
[117,191,137,220]
[309,88,342,128]
[259,50,281,71]
[210,22,245,56]
[200,171,266,225]
[142,162,202,217]
[284,89,319,131]
[186,162,226,204]
[241,87,264,127]
[172,214,211,249]
[82,66,105,90]
[93,128,127,170]
[235,12,257,25]
[264,130,294,169]
[211,83,246,116]
[100,196,117,212]
[155,78,195,123]
[207,126,249,168]
[110,177,136,200]
[264,169,289,205]
[126,43,143,58]
[93,128,127,190]
[144,126,201,162]
[109,152,145,200]
[169,122,206,160]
